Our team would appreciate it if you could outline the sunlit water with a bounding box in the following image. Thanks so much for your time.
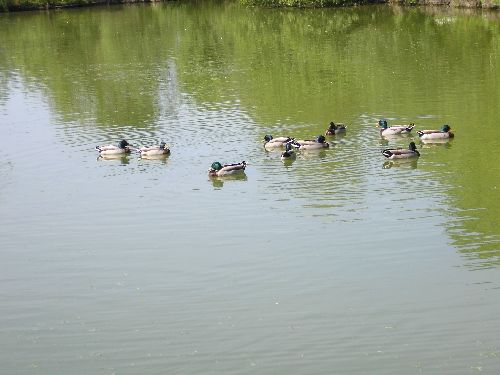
[0,2,499,374]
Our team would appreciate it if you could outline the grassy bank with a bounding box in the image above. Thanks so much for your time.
[240,0,379,6]
[1,0,498,13]
[241,0,498,6]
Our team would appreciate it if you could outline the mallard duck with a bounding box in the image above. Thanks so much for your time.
[417,124,454,140]
[263,135,293,150]
[137,141,170,156]
[382,142,420,159]
[378,119,415,137]
[292,135,329,150]
[325,121,347,135]
[280,143,296,162]
[208,161,247,177]
[95,139,131,155]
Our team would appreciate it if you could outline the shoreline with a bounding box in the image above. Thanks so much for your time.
[1,0,498,14]
[240,0,498,8]
[1,0,165,13]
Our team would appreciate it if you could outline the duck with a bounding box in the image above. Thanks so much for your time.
[382,142,420,159]
[417,124,454,140]
[325,121,347,135]
[263,135,293,150]
[95,139,132,155]
[280,143,296,162]
[208,161,247,177]
[378,119,415,137]
[137,141,171,156]
[292,135,329,150]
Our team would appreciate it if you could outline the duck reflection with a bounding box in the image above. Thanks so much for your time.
[138,154,170,164]
[97,154,130,165]
[382,158,419,169]
[420,138,453,148]
[209,173,248,189]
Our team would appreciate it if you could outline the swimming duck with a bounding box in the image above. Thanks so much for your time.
[280,143,296,162]
[137,141,171,156]
[417,124,454,140]
[325,122,347,136]
[95,139,132,155]
[378,119,415,137]
[208,161,247,177]
[263,135,293,150]
[382,142,420,159]
[292,135,329,150]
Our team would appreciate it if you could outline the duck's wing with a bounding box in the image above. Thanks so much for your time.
[395,149,416,155]
[417,129,441,136]
[390,125,410,131]
[96,145,118,151]
[221,162,246,172]
[272,137,291,143]
[296,139,318,145]
[382,148,407,157]
[139,146,161,152]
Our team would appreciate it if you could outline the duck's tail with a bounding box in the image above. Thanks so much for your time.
[381,149,393,158]
[406,124,415,132]
[416,130,424,138]
[95,146,101,152]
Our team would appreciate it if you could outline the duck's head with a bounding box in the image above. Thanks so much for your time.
[441,124,451,132]
[316,135,326,144]
[328,122,336,131]
[118,139,129,149]
[378,119,388,129]
[264,135,273,143]
[208,161,223,176]
[159,141,167,149]
[409,142,417,151]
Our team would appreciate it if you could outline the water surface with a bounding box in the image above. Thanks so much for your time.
[0,2,499,374]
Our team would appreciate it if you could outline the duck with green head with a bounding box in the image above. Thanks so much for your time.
[417,124,454,140]
[378,119,415,137]
[208,161,247,177]
[382,142,420,159]
[137,141,171,157]
[95,139,132,155]
[292,135,329,150]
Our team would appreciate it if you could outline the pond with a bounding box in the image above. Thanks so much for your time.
[0,2,499,374]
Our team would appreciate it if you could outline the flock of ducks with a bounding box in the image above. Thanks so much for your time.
[95,120,454,177]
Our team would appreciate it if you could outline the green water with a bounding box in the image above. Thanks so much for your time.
[0,2,499,374]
